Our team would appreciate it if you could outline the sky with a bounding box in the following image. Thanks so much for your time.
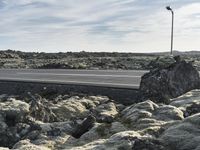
[0,0,200,53]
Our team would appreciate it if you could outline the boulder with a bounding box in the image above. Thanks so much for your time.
[51,96,112,122]
[13,139,51,150]
[66,131,166,150]
[72,115,96,138]
[28,94,57,123]
[51,97,89,121]
[170,90,200,117]
[76,123,105,145]
[0,99,31,148]
[78,121,127,144]
[92,102,118,123]
[109,122,127,134]
[0,99,30,126]
[170,90,200,109]
[41,121,73,131]
[121,100,183,136]
[161,113,200,150]
[27,123,74,150]
[139,58,200,103]
[184,102,200,117]
[153,105,184,121]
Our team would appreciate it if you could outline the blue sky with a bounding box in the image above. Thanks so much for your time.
[0,0,200,52]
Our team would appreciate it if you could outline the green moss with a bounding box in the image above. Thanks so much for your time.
[96,123,112,137]
[121,118,133,128]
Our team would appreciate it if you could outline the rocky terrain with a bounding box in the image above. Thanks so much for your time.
[0,90,200,150]
[0,56,199,150]
[1,50,200,70]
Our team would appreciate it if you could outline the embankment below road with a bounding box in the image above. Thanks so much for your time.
[0,81,139,105]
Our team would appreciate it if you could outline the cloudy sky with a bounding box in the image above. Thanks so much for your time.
[0,0,200,52]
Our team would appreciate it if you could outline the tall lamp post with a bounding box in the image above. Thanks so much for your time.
[166,6,174,56]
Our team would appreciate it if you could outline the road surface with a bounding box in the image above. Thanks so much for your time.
[0,69,148,89]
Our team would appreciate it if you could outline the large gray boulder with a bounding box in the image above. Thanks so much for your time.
[65,131,166,150]
[160,113,200,150]
[121,100,183,136]
[139,57,200,103]
[170,90,200,117]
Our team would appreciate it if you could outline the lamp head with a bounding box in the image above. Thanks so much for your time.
[166,6,172,11]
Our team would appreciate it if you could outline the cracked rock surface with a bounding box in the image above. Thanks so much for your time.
[0,89,199,150]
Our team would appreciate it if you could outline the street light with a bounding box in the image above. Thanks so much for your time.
[166,6,174,56]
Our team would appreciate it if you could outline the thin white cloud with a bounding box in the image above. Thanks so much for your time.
[0,0,200,52]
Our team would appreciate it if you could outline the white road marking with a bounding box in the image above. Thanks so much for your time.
[17,72,142,78]
[0,77,139,88]
[0,69,148,73]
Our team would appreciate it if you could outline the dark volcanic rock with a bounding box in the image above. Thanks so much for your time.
[147,56,176,69]
[72,115,96,138]
[139,57,200,103]
[184,102,200,117]
[133,137,166,150]
[28,93,58,123]
[37,63,72,69]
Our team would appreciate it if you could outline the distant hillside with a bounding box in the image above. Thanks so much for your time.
[1,49,200,59]
[0,49,199,70]
[0,49,157,59]
[153,50,200,56]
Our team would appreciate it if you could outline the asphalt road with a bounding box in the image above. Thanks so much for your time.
[0,69,148,89]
